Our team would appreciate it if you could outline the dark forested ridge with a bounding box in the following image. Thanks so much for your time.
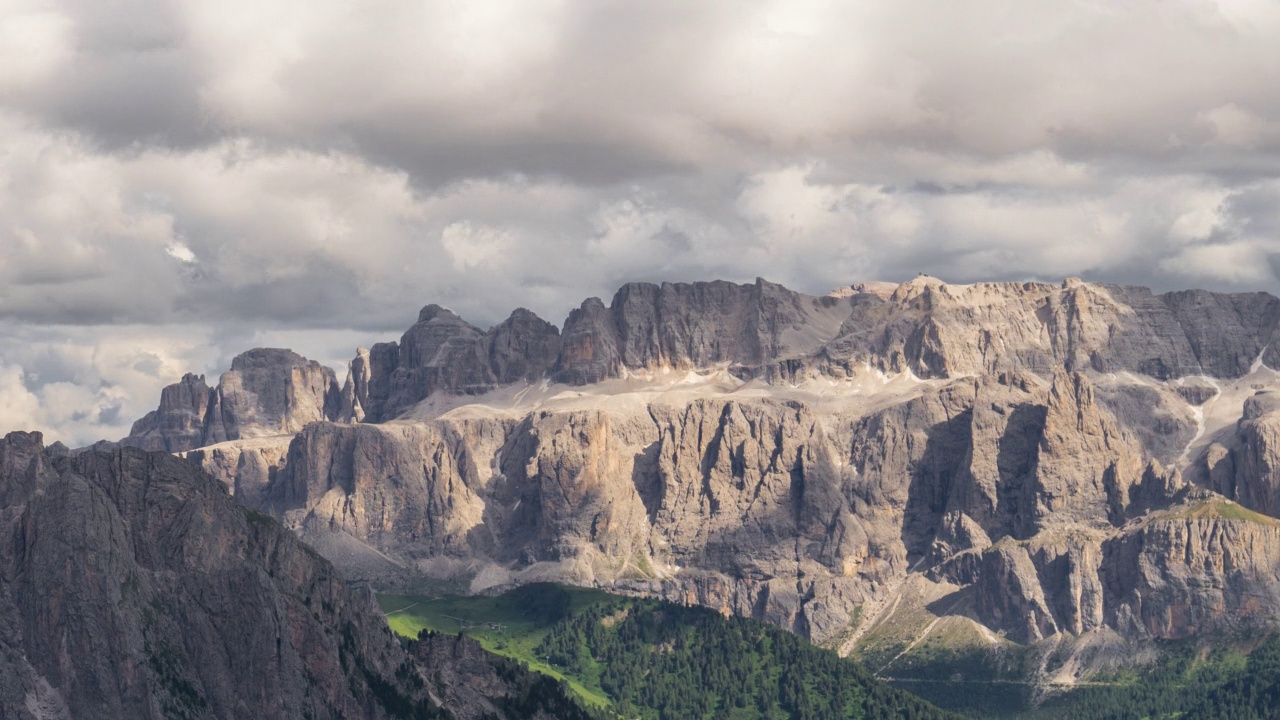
[382,584,959,720]
[1184,635,1280,719]
[1016,634,1280,720]
[537,600,960,720]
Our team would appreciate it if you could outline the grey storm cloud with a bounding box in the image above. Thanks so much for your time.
[3,0,1280,444]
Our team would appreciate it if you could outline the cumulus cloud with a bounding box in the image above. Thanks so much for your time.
[3,0,1280,443]
[0,322,210,445]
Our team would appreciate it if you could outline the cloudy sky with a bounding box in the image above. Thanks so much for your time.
[2,0,1280,444]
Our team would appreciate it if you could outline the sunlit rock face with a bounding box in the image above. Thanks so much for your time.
[123,348,342,453]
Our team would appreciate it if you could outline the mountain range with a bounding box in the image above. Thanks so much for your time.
[112,275,1280,699]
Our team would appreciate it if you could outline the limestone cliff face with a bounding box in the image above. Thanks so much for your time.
[218,369,1269,648]
[269,419,509,558]
[123,348,342,452]
[1189,391,1280,522]
[347,306,561,422]
[241,400,875,640]
[184,439,292,509]
[340,278,851,419]
[817,279,1280,381]
[1103,508,1280,638]
[1226,393,1280,518]
[551,278,850,384]
[0,431,422,719]
[1028,370,1144,532]
[124,373,213,452]
[551,297,621,386]
[206,348,342,441]
[926,491,1280,645]
[846,370,1141,556]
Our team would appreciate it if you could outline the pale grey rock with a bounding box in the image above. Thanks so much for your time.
[1204,443,1237,497]
[1103,507,1280,638]
[225,368,1205,647]
[123,373,213,452]
[552,278,851,384]
[340,347,374,423]
[122,349,342,452]
[927,511,992,564]
[1227,392,1280,518]
[348,343,399,424]
[379,305,493,418]
[184,439,291,507]
[846,379,980,561]
[550,297,620,385]
[944,372,1046,541]
[347,307,560,422]
[972,541,1060,642]
[1094,383,1199,465]
[488,308,563,385]
[1027,534,1107,638]
[1173,381,1219,406]
[236,399,877,644]
[1027,370,1144,533]
[206,348,341,441]
[817,278,1280,381]
[154,277,1280,440]
[1160,288,1280,377]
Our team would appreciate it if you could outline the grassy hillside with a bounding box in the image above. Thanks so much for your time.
[378,584,959,720]
[380,585,618,708]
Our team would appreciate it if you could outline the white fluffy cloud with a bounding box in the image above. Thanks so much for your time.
[4,0,1280,444]
[0,323,212,445]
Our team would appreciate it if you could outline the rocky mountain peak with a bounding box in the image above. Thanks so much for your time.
[489,308,562,385]
[122,348,342,453]
[502,306,548,324]
[548,277,851,387]
[341,305,562,422]
[416,302,459,324]
[124,373,214,453]
[818,278,1280,381]
[228,347,313,371]
[1031,369,1141,531]
[888,273,949,303]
